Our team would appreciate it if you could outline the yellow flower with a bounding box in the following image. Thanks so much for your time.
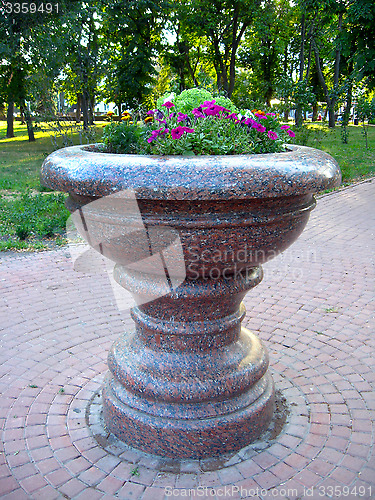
[121,115,131,121]
[144,116,153,123]
[106,110,114,115]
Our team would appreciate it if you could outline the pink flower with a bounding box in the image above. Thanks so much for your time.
[147,127,168,143]
[201,100,216,107]
[266,113,276,116]
[171,126,195,140]
[177,112,188,123]
[203,104,225,116]
[267,130,278,140]
[287,129,295,138]
[280,125,290,130]
[255,113,268,119]
[192,108,204,118]
[225,113,239,121]
[255,124,267,133]
[162,101,175,109]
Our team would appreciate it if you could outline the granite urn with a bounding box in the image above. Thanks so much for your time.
[41,145,341,458]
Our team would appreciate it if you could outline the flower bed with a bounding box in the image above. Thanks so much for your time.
[102,89,295,156]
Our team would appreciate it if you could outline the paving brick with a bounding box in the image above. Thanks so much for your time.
[97,475,124,494]
[78,466,108,486]
[1,180,375,498]
[117,480,146,498]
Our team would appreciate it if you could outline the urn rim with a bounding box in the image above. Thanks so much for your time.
[41,143,341,200]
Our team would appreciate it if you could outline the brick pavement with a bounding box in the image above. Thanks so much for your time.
[0,179,374,500]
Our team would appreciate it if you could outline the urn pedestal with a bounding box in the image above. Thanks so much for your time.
[41,145,340,458]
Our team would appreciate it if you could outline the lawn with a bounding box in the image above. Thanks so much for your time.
[292,122,375,183]
[0,119,374,251]
[0,120,105,251]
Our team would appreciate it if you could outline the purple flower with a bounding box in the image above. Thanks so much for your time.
[156,110,165,120]
[255,113,268,119]
[171,126,195,140]
[267,130,278,140]
[225,113,239,121]
[287,129,295,138]
[147,127,168,143]
[280,125,290,130]
[203,104,225,116]
[192,108,204,118]
[254,123,266,133]
[177,112,188,123]
[162,101,175,109]
[147,109,156,116]
[201,100,216,107]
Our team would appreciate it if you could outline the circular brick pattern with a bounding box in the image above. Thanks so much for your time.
[0,179,374,499]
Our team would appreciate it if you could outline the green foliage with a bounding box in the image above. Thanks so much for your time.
[291,122,375,182]
[102,121,143,154]
[0,119,105,251]
[101,0,171,107]
[238,0,296,106]
[157,89,238,114]
[102,90,293,156]
[0,191,69,240]
[356,94,375,148]
[276,77,316,119]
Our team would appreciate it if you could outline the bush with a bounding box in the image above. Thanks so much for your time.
[102,121,143,154]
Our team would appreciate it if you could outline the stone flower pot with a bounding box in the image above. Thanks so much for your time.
[41,144,341,459]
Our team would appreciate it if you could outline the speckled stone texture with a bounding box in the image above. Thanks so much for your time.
[41,145,341,458]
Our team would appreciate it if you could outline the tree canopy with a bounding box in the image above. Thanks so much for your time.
[1,0,374,136]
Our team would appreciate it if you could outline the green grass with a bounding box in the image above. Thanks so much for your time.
[292,122,375,183]
[0,120,104,251]
[0,119,374,252]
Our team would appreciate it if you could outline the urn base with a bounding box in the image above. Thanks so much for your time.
[102,328,275,459]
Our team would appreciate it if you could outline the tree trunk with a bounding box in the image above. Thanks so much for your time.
[6,101,14,138]
[182,44,199,87]
[343,83,352,126]
[20,107,25,125]
[295,13,306,127]
[295,105,303,127]
[76,94,82,122]
[328,103,335,128]
[312,102,318,121]
[20,102,35,142]
[81,92,89,130]
[88,96,95,125]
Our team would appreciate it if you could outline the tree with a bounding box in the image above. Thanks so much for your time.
[238,0,295,107]
[344,0,375,89]
[297,0,346,128]
[177,0,261,97]
[0,0,79,139]
[101,0,170,110]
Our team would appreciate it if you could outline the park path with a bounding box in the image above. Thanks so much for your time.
[0,179,374,499]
